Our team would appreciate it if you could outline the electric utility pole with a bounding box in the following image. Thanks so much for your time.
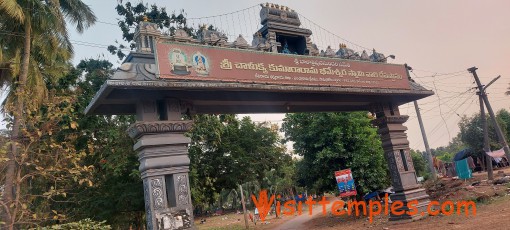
[407,63,437,180]
[414,100,437,180]
[479,94,493,180]
[468,67,510,164]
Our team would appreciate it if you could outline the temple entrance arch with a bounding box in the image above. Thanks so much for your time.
[86,3,433,229]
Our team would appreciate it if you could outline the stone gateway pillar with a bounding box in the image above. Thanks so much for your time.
[128,99,195,230]
[372,103,430,221]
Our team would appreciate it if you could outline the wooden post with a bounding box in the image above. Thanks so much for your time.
[239,185,249,229]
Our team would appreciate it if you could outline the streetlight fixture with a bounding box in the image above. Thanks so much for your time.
[381,54,396,62]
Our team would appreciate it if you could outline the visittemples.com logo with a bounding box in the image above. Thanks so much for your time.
[251,190,476,223]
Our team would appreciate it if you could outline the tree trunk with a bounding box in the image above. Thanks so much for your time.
[232,191,236,210]
[481,156,486,172]
[219,192,223,211]
[1,16,31,230]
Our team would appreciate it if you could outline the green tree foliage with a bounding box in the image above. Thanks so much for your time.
[281,112,389,196]
[430,144,457,163]
[1,58,143,229]
[187,115,288,210]
[427,136,465,163]
[262,158,298,195]
[0,74,95,228]
[497,109,510,141]
[0,1,96,228]
[48,59,144,229]
[458,110,509,157]
[410,149,430,180]
[445,136,466,155]
[434,150,455,162]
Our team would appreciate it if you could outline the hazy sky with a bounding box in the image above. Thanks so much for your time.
[3,0,510,151]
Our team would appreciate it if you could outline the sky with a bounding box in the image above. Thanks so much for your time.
[3,0,510,152]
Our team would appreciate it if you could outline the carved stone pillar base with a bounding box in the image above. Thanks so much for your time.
[389,188,430,221]
[371,103,430,221]
[129,120,194,230]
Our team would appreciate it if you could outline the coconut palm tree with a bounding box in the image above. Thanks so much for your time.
[0,1,96,228]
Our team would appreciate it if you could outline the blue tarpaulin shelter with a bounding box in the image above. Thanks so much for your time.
[453,149,469,161]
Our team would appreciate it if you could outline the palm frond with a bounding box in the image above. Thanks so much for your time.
[1,0,95,112]
[59,0,97,33]
[0,0,24,22]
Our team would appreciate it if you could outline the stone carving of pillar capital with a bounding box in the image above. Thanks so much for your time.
[128,120,194,139]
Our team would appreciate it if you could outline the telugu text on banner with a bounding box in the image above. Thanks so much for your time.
[156,42,411,90]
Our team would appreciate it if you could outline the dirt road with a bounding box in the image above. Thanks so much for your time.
[270,197,339,230]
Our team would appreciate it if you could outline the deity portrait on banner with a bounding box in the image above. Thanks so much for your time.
[169,48,191,75]
[192,51,210,75]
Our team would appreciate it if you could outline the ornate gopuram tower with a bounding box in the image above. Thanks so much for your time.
[252,3,319,56]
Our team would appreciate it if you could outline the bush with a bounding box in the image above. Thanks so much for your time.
[411,150,431,179]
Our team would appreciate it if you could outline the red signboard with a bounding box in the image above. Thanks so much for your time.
[156,42,410,90]
[335,169,357,197]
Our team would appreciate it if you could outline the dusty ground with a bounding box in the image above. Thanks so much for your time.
[196,167,510,229]
[305,194,510,230]
[305,168,510,230]
[194,204,316,230]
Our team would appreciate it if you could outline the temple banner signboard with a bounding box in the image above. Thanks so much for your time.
[335,169,357,197]
[156,42,411,90]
